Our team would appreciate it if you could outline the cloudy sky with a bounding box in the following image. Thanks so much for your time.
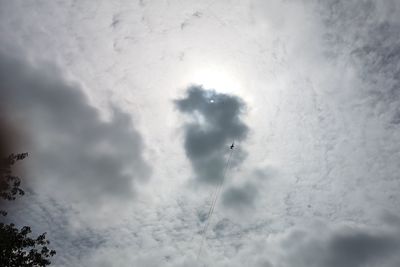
[1,0,400,266]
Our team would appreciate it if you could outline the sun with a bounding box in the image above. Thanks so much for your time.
[183,66,242,93]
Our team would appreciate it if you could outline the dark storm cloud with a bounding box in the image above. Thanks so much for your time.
[278,225,400,267]
[0,51,151,203]
[175,85,248,184]
[222,183,258,211]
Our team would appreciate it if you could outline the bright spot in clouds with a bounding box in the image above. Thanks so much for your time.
[184,66,242,93]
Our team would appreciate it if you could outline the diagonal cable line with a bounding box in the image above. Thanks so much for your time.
[196,143,235,264]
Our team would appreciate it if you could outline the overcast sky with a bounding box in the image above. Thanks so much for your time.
[1,0,400,266]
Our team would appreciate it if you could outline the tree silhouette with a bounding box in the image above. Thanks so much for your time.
[0,153,56,267]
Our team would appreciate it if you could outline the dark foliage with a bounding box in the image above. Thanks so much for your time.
[0,153,27,204]
[0,153,56,267]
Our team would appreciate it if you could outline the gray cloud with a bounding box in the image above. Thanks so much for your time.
[324,229,399,267]
[175,85,248,184]
[222,183,258,211]
[277,225,400,267]
[0,51,151,204]
[227,222,400,267]
[319,1,400,124]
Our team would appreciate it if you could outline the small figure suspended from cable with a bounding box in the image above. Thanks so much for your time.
[196,140,236,265]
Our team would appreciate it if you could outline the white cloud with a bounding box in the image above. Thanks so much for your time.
[1,0,400,266]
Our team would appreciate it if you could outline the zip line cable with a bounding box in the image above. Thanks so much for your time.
[196,148,234,263]
[196,143,235,263]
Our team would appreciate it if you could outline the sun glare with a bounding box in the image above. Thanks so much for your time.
[184,66,242,93]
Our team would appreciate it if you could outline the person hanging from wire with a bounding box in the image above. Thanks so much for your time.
[197,140,236,263]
